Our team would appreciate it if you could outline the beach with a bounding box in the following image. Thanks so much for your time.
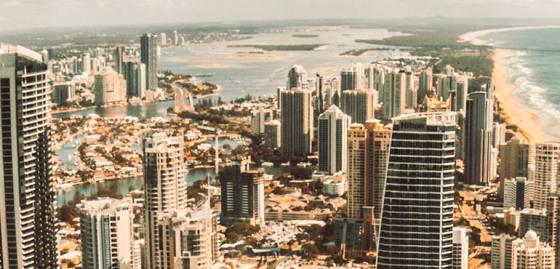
[460,26,560,143]
[491,49,549,143]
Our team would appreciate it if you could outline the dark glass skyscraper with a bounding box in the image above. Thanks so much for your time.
[0,44,57,269]
[140,33,159,90]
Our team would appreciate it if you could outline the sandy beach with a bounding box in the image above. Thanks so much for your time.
[491,49,549,143]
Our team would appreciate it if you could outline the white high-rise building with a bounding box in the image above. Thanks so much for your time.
[0,44,57,269]
[317,105,350,175]
[160,32,167,46]
[533,142,560,210]
[143,133,188,269]
[250,108,272,134]
[377,112,456,269]
[82,52,91,74]
[452,227,468,269]
[94,68,127,106]
[512,230,555,269]
[493,122,507,148]
[79,198,134,269]
[492,234,515,269]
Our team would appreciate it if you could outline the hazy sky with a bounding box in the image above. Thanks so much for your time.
[1,0,560,30]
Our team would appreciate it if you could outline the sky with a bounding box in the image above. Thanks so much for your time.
[1,0,560,30]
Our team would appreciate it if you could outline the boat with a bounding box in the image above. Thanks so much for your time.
[262,162,274,167]
[280,162,290,167]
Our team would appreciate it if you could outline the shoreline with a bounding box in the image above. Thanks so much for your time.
[459,25,560,46]
[460,26,559,143]
[491,49,549,143]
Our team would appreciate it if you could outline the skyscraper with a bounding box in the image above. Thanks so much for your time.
[94,69,127,105]
[377,112,456,269]
[318,105,351,175]
[220,160,265,225]
[82,52,91,74]
[280,88,313,156]
[79,198,134,269]
[452,227,469,269]
[341,89,377,124]
[499,136,530,180]
[417,67,433,104]
[124,61,147,98]
[533,142,560,210]
[0,44,57,269]
[465,88,494,185]
[341,64,364,92]
[250,108,272,134]
[141,33,159,90]
[287,65,307,89]
[114,45,125,74]
[143,133,188,269]
[503,177,533,210]
[264,120,281,148]
[491,234,515,269]
[380,69,406,120]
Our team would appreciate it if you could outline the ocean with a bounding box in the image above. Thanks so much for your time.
[479,28,560,139]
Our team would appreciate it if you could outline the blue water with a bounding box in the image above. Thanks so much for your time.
[481,28,560,139]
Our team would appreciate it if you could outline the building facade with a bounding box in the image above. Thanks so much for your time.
[0,44,57,269]
[317,105,350,175]
[377,112,456,268]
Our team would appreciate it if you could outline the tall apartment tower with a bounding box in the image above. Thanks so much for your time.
[491,234,515,269]
[114,45,125,74]
[79,198,134,269]
[511,231,555,269]
[341,89,377,124]
[465,89,494,185]
[280,88,313,156]
[143,133,188,269]
[0,44,57,269]
[264,120,281,148]
[533,142,560,210]
[417,67,433,104]
[452,227,469,269]
[377,112,456,269]
[124,61,147,98]
[220,160,265,225]
[381,69,406,120]
[287,65,308,89]
[140,33,159,90]
[318,105,351,175]
[94,69,127,106]
[499,136,530,179]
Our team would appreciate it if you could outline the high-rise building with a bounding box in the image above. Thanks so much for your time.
[499,136,530,180]
[533,143,560,210]
[452,227,469,269]
[380,69,406,120]
[417,67,433,104]
[491,234,515,269]
[82,52,91,74]
[94,69,127,105]
[220,160,265,225]
[250,108,272,134]
[512,230,555,269]
[264,120,281,148]
[53,82,76,105]
[173,87,195,113]
[465,88,494,185]
[341,64,365,92]
[367,64,385,91]
[160,32,167,46]
[377,112,456,269]
[143,133,188,269]
[141,33,159,90]
[114,45,125,74]
[518,208,548,242]
[0,44,57,269]
[173,30,179,46]
[287,65,307,89]
[124,61,146,98]
[317,105,351,175]
[493,122,507,148]
[79,198,134,269]
[280,88,313,156]
[504,177,533,210]
[341,89,377,124]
